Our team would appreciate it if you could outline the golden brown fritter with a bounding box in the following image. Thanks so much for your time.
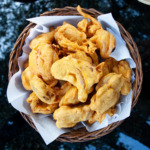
[29,50,39,76]
[27,92,58,114]
[54,22,88,52]
[90,73,124,115]
[36,44,58,86]
[59,86,80,106]
[77,19,89,33]
[53,105,93,128]
[88,108,116,124]
[30,75,58,104]
[29,30,55,50]
[77,5,102,37]
[96,58,132,95]
[51,55,103,102]
[88,29,116,58]
[21,67,34,90]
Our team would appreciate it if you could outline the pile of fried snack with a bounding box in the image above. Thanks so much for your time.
[21,6,132,129]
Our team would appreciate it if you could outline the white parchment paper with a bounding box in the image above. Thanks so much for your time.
[7,14,136,145]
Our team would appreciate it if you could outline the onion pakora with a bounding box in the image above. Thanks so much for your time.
[88,108,116,124]
[29,50,39,76]
[30,75,58,104]
[53,105,93,128]
[59,86,80,106]
[54,22,88,52]
[88,29,116,58]
[29,30,55,51]
[21,5,132,129]
[51,54,104,102]
[21,67,34,90]
[77,5,102,37]
[91,73,126,115]
[36,44,59,85]
[96,58,132,95]
[77,5,116,58]
[27,92,58,114]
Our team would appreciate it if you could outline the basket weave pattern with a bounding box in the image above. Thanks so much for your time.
[8,7,143,142]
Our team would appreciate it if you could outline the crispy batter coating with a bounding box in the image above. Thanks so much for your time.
[56,82,73,100]
[51,55,103,102]
[54,22,88,52]
[88,35,98,53]
[21,67,34,90]
[112,60,132,95]
[59,86,80,106]
[53,105,93,128]
[96,29,116,58]
[103,57,118,73]
[77,5,102,37]
[96,58,131,95]
[30,75,58,104]
[36,44,59,85]
[77,19,89,32]
[102,58,131,78]
[71,51,92,63]
[27,92,58,114]
[113,60,132,82]
[96,73,117,91]
[70,50,99,65]
[90,73,124,114]
[87,52,99,65]
[29,50,39,76]
[121,81,131,95]
[88,108,116,124]
[29,30,55,50]
[88,29,116,58]
[29,29,59,86]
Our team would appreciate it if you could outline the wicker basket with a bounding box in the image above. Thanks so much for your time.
[8,6,143,142]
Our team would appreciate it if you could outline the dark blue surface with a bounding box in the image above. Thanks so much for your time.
[0,0,150,149]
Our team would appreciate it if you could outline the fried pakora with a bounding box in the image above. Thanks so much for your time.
[59,86,80,106]
[96,58,132,95]
[88,107,116,124]
[36,44,59,86]
[29,50,39,76]
[77,6,116,57]
[30,75,58,104]
[53,105,93,128]
[77,19,89,33]
[90,73,124,115]
[54,22,88,52]
[21,6,133,129]
[51,55,103,102]
[29,30,55,50]
[113,60,131,95]
[88,29,116,58]
[27,92,58,114]
[96,29,116,58]
[21,67,34,90]
[77,5,102,37]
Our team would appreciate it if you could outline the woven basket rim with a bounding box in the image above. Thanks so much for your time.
[8,6,143,143]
